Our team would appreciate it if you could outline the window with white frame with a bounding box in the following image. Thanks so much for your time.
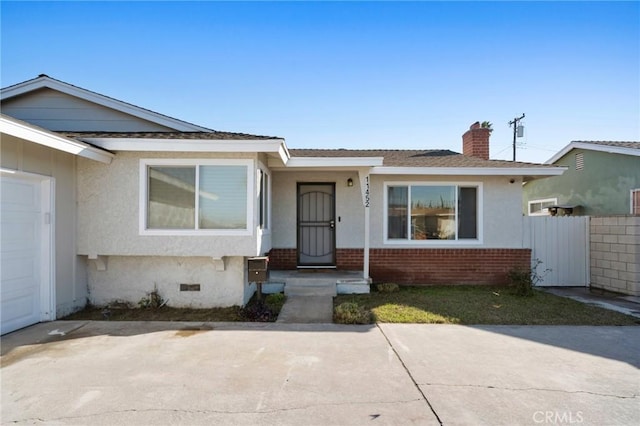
[258,168,269,229]
[385,183,479,241]
[632,189,640,215]
[140,159,252,234]
[528,198,557,216]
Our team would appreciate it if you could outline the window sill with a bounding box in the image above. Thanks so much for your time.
[140,229,253,237]
[383,238,483,246]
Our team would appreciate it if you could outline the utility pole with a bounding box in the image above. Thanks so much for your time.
[509,113,525,161]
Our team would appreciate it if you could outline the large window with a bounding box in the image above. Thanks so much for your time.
[140,159,252,235]
[386,183,479,242]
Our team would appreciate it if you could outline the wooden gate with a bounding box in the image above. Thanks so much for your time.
[522,216,589,286]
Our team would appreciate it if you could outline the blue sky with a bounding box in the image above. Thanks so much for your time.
[2,1,638,163]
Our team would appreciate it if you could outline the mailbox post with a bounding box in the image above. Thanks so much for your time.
[248,256,269,302]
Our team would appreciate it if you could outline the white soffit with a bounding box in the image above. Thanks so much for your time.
[370,166,567,176]
[80,137,288,161]
[1,75,211,132]
[278,157,385,168]
[546,142,640,164]
[0,115,114,164]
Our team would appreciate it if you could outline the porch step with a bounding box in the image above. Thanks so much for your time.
[285,281,337,297]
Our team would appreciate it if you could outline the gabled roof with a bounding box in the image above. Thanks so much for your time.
[546,141,640,164]
[1,74,212,132]
[0,114,114,164]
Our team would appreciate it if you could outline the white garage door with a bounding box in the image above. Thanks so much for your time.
[1,175,52,335]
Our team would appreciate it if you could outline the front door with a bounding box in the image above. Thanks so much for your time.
[297,183,336,267]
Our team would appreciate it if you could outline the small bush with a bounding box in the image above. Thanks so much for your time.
[334,302,373,324]
[138,286,164,309]
[508,259,551,297]
[265,292,285,305]
[507,268,534,297]
[376,283,400,293]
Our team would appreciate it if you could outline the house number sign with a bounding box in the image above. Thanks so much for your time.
[364,175,370,208]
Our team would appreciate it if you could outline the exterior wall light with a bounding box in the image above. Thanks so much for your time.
[347,178,354,187]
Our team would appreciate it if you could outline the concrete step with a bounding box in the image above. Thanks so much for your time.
[276,296,334,324]
[285,283,337,297]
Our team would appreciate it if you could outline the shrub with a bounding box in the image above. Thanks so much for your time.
[138,286,164,309]
[334,302,373,324]
[376,283,400,293]
[507,268,534,297]
[265,293,286,312]
[508,259,551,297]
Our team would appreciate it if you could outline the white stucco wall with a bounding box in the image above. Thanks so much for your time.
[77,151,263,258]
[87,255,250,308]
[1,134,88,316]
[271,171,524,250]
[271,171,366,248]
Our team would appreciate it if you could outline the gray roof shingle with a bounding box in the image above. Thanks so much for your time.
[289,149,556,168]
[60,131,282,141]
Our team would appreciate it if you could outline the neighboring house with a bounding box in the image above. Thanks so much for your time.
[523,141,640,216]
[0,75,564,334]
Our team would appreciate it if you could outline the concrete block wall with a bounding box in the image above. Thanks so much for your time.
[590,216,640,296]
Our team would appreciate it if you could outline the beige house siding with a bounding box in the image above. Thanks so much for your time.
[87,255,252,308]
[0,134,87,317]
[77,151,263,258]
[2,88,174,132]
[271,171,525,250]
[271,171,366,249]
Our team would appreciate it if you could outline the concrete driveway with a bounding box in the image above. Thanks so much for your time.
[1,322,638,425]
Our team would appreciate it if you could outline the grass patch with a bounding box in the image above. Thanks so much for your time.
[333,286,639,325]
[62,293,287,323]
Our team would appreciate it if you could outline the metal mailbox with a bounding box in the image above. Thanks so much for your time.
[248,256,269,283]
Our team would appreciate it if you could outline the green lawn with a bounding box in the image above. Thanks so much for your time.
[334,286,639,325]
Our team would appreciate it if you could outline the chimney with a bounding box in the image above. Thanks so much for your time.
[462,121,491,160]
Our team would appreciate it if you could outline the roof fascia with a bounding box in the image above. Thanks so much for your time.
[282,157,384,168]
[79,137,286,153]
[546,142,640,164]
[1,76,211,132]
[0,115,114,164]
[370,166,567,176]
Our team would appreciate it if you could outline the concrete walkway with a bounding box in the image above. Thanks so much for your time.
[541,287,640,319]
[276,296,334,323]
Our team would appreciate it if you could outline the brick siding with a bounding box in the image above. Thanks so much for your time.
[268,248,530,285]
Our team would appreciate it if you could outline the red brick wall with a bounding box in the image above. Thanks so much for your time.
[267,248,297,270]
[462,122,491,160]
[268,248,531,285]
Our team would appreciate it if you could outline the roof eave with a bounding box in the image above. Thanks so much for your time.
[0,115,114,164]
[78,137,287,154]
[370,166,567,176]
[546,141,640,164]
[1,75,211,132]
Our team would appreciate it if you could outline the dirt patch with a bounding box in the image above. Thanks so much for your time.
[61,294,287,323]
